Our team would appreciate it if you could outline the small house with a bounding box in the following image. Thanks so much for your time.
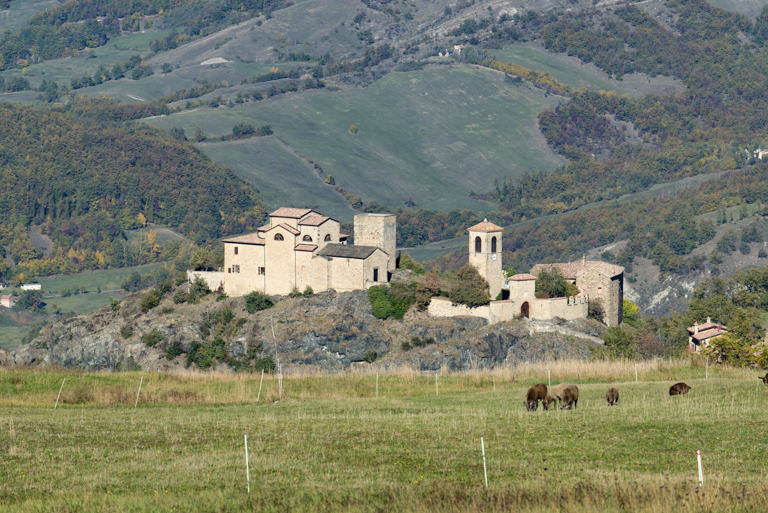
[1,295,14,308]
[687,317,727,353]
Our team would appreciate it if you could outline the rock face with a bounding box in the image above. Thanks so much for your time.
[4,288,605,372]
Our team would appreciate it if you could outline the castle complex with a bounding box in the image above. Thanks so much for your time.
[190,209,623,326]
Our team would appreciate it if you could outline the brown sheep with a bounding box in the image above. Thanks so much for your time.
[544,383,572,410]
[524,383,548,412]
[560,385,579,410]
[759,373,768,385]
[606,387,619,406]
[669,382,691,396]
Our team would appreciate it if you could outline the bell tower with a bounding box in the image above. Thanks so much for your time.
[467,219,503,300]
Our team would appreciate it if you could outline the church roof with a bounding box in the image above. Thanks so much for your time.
[317,244,381,259]
[270,207,319,219]
[276,223,300,235]
[222,232,265,245]
[467,219,503,232]
[509,273,536,281]
[299,215,332,226]
[294,244,318,252]
[530,261,624,279]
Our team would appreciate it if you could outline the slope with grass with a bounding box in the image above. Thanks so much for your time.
[0,362,766,512]
[145,65,566,214]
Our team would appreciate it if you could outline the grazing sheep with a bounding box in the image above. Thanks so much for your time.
[605,387,619,406]
[544,383,572,410]
[759,373,768,385]
[524,383,548,412]
[560,385,579,410]
[669,382,691,396]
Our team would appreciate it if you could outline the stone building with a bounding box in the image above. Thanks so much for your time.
[189,208,394,296]
[429,222,624,326]
[687,317,727,353]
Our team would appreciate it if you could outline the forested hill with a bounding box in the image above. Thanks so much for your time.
[0,98,266,279]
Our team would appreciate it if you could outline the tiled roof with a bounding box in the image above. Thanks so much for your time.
[317,244,380,259]
[257,224,271,232]
[509,274,536,281]
[276,223,300,235]
[222,232,265,245]
[467,219,503,232]
[692,327,726,342]
[339,233,350,239]
[1,294,12,300]
[299,215,332,227]
[530,261,624,279]
[294,244,318,252]
[269,207,318,219]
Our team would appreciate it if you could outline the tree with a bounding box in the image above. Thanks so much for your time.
[161,63,172,74]
[17,290,45,312]
[232,123,255,137]
[449,265,490,307]
[535,267,578,298]
[415,271,441,310]
[244,291,274,313]
[622,299,639,327]
[598,326,638,360]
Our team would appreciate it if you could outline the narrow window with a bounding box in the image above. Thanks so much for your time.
[234,246,238,255]
[491,236,497,253]
[324,234,331,241]
[233,265,240,273]
[228,268,231,273]
[373,268,379,282]
[274,233,284,241]
[598,287,603,294]
[475,236,482,253]
[303,235,313,242]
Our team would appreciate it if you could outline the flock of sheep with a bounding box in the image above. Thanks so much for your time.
[523,381,693,412]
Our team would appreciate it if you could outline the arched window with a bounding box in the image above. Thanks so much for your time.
[274,233,284,241]
[303,235,313,242]
[475,236,482,253]
[491,236,497,253]
[324,234,331,241]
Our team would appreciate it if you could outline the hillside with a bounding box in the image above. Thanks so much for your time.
[1,285,605,372]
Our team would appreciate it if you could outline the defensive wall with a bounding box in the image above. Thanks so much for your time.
[187,270,226,293]
[428,294,589,324]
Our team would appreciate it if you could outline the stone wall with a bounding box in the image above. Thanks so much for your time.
[187,271,226,293]
[531,295,589,322]
[224,242,266,296]
[354,214,396,271]
[428,297,491,320]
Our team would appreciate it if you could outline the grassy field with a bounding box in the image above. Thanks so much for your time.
[0,0,57,33]
[0,359,766,511]
[36,262,165,295]
[145,65,565,214]
[489,45,685,97]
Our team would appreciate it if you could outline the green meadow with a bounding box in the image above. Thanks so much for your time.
[145,65,565,215]
[0,359,766,512]
[0,0,58,33]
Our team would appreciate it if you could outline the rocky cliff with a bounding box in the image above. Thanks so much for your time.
[0,287,606,373]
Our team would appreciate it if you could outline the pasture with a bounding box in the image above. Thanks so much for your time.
[145,65,565,213]
[1,359,766,512]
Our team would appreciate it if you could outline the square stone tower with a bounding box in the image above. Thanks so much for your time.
[468,219,504,299]
[354,213,396,271]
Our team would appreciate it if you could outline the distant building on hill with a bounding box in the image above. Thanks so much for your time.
[687,317,727,353]
[20,284,41,291]
[189,208,395,296]
[1,295,15,308]
[429,220,624,327]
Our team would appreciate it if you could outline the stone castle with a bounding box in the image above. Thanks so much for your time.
[428,219,624,327]
[190,210,623,326]
[190,208,395,296]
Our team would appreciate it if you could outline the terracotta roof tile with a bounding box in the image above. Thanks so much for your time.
[277,223,300,235]
[257,224,271,232]
[270,207,318,219]
[530,261,624,279]
[509,273,536,281]
[467,219,503,232]
[222,232,265,245]
[692,328,726,342]
[294,244,318,252]
[299,215,332,227]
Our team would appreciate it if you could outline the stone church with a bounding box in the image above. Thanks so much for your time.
[429,219,624,327]
[189,208,395,296]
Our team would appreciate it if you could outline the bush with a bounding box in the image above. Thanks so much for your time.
[142,328,165,347]
[156,279,172,295]
[401,340,412,351]
[173,291,188,304]
[190,276,212,297]
[140,290,161,311]
[289,287,303,298]
[399,252,425,273]
[368,285,414,319]
[303,285,314,296]
[363,349,377,363]
[116,357,142,371]
[254,356,276,372]
[415,272,441,310]
[588,299,605,323]
[120,324,134,339]
[448,265,490,307]
[109,297,121,311]
[165,341,184,359]
[216,293,228,302]
[186,341,215,369]
[535,267,579,298]
[244,291,274,313]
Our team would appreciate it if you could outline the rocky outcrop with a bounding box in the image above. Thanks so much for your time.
[4,288,605,372]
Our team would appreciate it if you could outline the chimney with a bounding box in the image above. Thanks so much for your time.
[707,316,711,324]
[582,254,586,266]
[694,322,698,335]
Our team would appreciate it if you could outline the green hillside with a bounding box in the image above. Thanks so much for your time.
[144,65,565,214]
[706,0,766,17]
[0,0,58,33]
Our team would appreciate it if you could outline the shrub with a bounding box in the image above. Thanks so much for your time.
[399,252,425,273]
[120,324,134,339]
[190,276,212,297]
[368,285,414,319]
[588,299,605,323]
[216,293,228,302]
[156,279,172,295]
[254,356,276,372]
[142,328,165,347]
[289,287,302,298]
[535,267,579,298]
[415,272,441,310]
[109,297,121,311]
[363,349,377,363]
[244,291,274,313]
[303,285,314,296]
[173,291,188,304]
[448,265,490,307]
[165,341,184,359]
[140,290,161,311]
[186,341,215,369]
[401,340,412,351]
[116,357,142,371]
